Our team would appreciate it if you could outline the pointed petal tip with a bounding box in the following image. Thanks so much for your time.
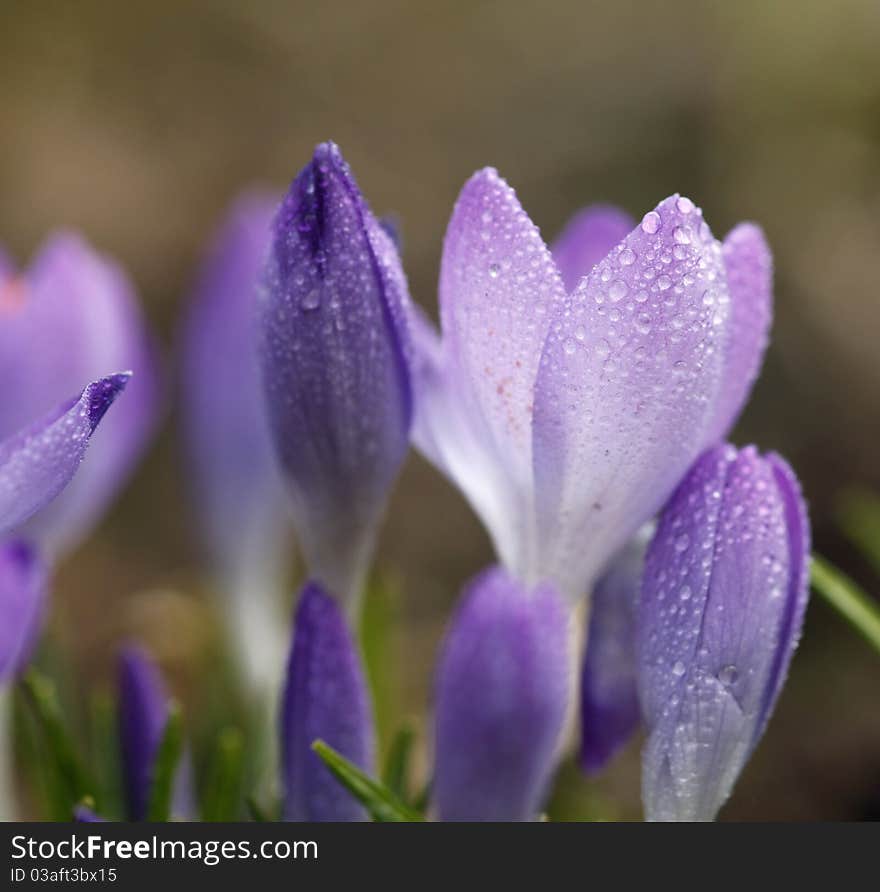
[84,372,132,429]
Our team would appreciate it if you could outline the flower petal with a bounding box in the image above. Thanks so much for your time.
[433,566,570,821]
[259,143,411,606]
[118,645,171,822]
[280,581,374,822]
[181,192,293,692]
[0,542,48,683]
[705,223,773,443]
[637,445,810,821]
[533,195,730,598]
[552,205,635,292]
[0,235,159,555]
[579,530,648,775]
[0,374,130,537]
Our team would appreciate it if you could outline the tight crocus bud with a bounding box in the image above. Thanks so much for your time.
[637,445,809,821]
[579,530,649,775]
[280,582,374,822]
[118,646,192,821]
[259,143,412,609]
[433,567,570,821]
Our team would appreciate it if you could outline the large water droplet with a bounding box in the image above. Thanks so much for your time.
[718,665,739,686]
[641,211,661,234]
[300,289,321,311]
[672,660,686,677]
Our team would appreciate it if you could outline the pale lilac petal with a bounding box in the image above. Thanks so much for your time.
[431,170,565,572]
[0,374,130,537]
[281,582,374,822]
[409,305,516,553]
[532,195,731,598]
[579,530,648,775]
[0,542,48,682]
[181,192,292,689]
[0,235,159,555]
[705,224,773,443]
[552,205,635,292]
[433,566,570,821]
[259,143,411,606]
[637,445,810,821]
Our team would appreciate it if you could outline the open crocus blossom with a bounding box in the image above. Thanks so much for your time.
[258,142,412,610]
[637,444,809,822]
[182,193,292,693]
[0,235,158,556]
[413,174,772,599]
[433,566,570,821]
[118,646,192,821]
[280,582,374,822]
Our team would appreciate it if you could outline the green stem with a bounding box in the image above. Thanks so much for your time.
[811,554,880,654]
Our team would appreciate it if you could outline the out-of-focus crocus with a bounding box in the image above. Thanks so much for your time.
[579,529,648,775]
[258,142,412,610]
[0,235,158,556]
[0,542,47,683]
[433,567,570,821]
[413,175,774,600]
[280,582,374,822]
[118,646,192,821]
[637,444,809,822]
[181,193,293,694]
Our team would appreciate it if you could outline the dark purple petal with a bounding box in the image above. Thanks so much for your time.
[551,205,635,292]
[705,223,773,443]
[0,234,159,555]
[579,531,648,775]
[637,444,810,821]
[533,195,731,598]
[73,805,107,822]
[281,582,374,822]
[181,192,292,690]
[435,169,565,575]
[259,143,411,606]
[0,374,130,537]
[433,566,570,821]
[117,645,171,822]
[0,541,48,682]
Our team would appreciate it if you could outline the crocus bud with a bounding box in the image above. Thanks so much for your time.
[637,445,809,821]
[0,374,131,537]
[433,567,570,821]
[0,542,47,683]
[0,236,158,556]
[280,582,374,822]
[259,142,412,608]
[118,646,191,821]
[579,530,648,775]
[181,193,292,694]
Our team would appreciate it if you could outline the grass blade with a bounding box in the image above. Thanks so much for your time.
[811,554,880,654]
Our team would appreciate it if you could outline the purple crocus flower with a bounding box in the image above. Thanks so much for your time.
[258,142,412,610]
[579,529,648,775]
[0,235,159,556]
[181,193,293,693]
[118,646,192,821]
[280,582,374,822]
[433,566,570,821]
[637,444,809,821]
[413,177,773,601]
[0,542,47,683]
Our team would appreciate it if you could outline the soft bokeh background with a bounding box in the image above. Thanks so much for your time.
[2,0,879,819]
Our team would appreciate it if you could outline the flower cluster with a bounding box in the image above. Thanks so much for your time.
[0,141,811,823]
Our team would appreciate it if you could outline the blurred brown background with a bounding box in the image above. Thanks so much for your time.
[2,0,879,820]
